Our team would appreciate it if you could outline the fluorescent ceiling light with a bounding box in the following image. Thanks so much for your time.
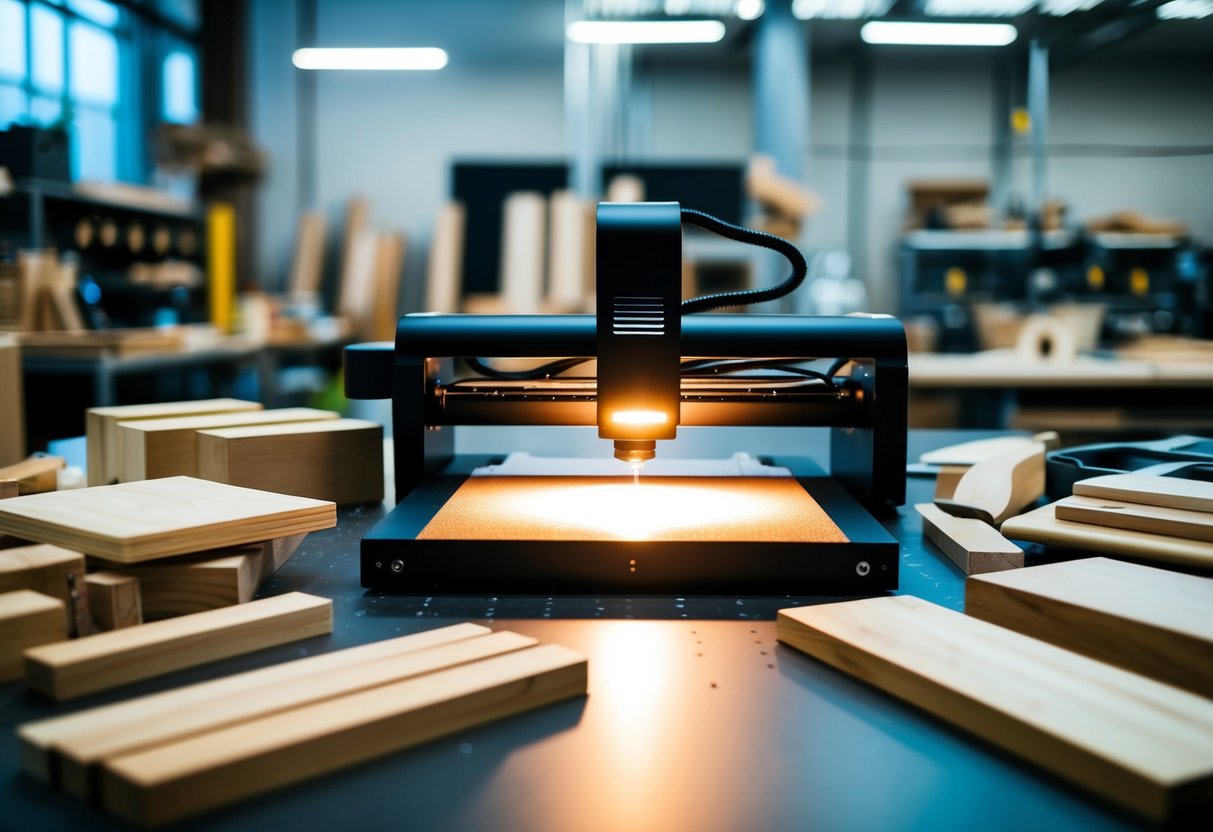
[566,20,726,43]
[792,0,894,20]
[925,0,1034,16]
[1156,0,1213,19]
[735,0,765,19]
[292,48,448,70]
[861,21,1018,45]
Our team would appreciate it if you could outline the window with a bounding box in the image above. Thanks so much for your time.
[0,0,200,184]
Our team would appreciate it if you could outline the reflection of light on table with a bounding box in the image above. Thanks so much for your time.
[417,476,848,543]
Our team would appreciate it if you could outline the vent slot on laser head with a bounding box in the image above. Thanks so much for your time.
[612,296,665,336]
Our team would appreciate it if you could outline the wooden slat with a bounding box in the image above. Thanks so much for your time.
[1055,494,1213,542]
[0,590,67,682]
[936,441,1045,525]
[1073,472,1213,515]
[0,335,24,468]
[919,435,1038,466]
[0,479,17,500]
[287,212,327,296]
[1001,502,1213,571]
[87,399,262,487]
[23,592,332,700]
[117,407,339,482]
[546,190,591,312]
[0,454,64,495]
[57,630,536,800]
[424,201,465,313]
[85,572,142,631]
[197,419,384,506]
[500,191,546,314]
[19,622,490,782]
[916,503,1023,575]
[0,543,85,602]
[0,477,334,564]
[367,232,406,342]
[967,557,1213,698]
[100,643,587,826]
[778,595,1213,822]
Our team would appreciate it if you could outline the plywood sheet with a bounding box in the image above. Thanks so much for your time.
[778,595,1213,822]
[0,476,335,563]
[967,557,1213,698]
[418,476,847,543]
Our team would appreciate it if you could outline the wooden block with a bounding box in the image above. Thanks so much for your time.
[368,232,406,342]
[0,454,65,495]
[0,479,17,500]
[1002,502,1213,571]
[936,441,1045,525]
[338,228,378,336]
[86,572,142,631]
[287,212,327,296]
[966,557,1213,698]
[547,191,592,312]
[56,630,535,799]
[0,335,23,467]
[500,191,547,314]
[119,535,306,619]
[0,543,86,602]
[1055,494,1213,543]
[197,419,384,505]
[920,435,1038,467]
[778,595,1213,822]
[0,476,335,564]
[116,407,339,482]
[19,622,491,782]
[1073,473,1213,515]
[932,465,967,500]
[337,196,370,316]
[100,643,587,826]
[425,201,465,313]
[23,591,332,700]
[916,503,1023,575]
[0,590,68,682]
[87,398,263,487]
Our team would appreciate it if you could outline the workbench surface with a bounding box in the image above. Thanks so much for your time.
[0,429,1167,831]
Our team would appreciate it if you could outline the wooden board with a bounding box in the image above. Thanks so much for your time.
[777,595,1213,822]
[937,441,1044,526]
[0,543,85,602]
[500,191,546,314]
[117,407,339,482]
[0,590,67,682]
[368,231,406,342]
[546,191,592,312]
[100,643,587,826]
[23,591,332,700]
[1001,502,1213,571]
[18,622,491,782]
[1073,473,1213,515]
[916,503,1022,575]
[1055,494,1213,543]
[197,419,384,506]
[56,630,536,800]
[966,557,1213,699]
[287,212,327,296]
[87,399,263,487]
[932,465,967,501]
[0,479,17,500]
[85,572,142,631]
[0,476,335,564]
[0,335,23,467]
[0,454,64,495]
[424,201,465,313]
[920,435,1039,466]
[337,196,370,319]
[117,534,305,619]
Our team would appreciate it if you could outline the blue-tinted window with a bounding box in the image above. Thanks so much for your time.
[162,48,197,124]
[67,0,118,28]
[73,105,115,180]
[0,0,26,80]
[69,21,118,106]
[31,3,65,94]
[30,94,62,125]
[0,85,25,124]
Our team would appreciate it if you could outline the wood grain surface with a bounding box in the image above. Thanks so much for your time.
[916,503,1023,575]
[937,441,1045,525]
[1073,472,1213,514]
[0,543,85,602]
[1056,494,1213,542]
[0,590,67,682]
[85,572,142,631]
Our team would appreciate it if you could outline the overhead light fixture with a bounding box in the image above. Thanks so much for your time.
[566,20,727,43]
[1156,0,1213,19]
[735,0,765,19]
[291,47,449,70]
[792,0,894,19]
[924,0,1034,16]
[860,21,1018,46]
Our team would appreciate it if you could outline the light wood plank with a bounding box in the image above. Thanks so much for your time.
[367,232,406,342]
[87,399,262,487]
[117,407,339,482]
[0,543,85,602]
[85,572,142,631]
[18,622,490,782]
[546,190,592,312]
[0,335,24,468]
[0,454,64,495]
[936,441,1045,525]
[967,557,1213,698]
[197,419,384,506]
[424,201,465,313]
[23,591,332,700]
[920,435,1037,466]
[1056,494,1213,542]
[1002,502,1213,571]
[336,196,370,321]
[287,212,327,296]
[500,191,547,314]
[778,595,1213,822]
[1,590,67,682]
[0,477,334,564]
[58,630,536,800]
[0,479,17,500]
[916,503,1023,575]
[100,644,587,827]
[1073,473,1213,515]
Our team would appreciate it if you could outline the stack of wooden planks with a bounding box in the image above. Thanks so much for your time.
[778,556,1213,822]
[18,622,588,826]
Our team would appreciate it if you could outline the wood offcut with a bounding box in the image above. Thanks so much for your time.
[916,503,1022,575]
[1,589,68,682]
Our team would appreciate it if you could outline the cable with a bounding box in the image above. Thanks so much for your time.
[464,356,591,381]
[679,207,808,314]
